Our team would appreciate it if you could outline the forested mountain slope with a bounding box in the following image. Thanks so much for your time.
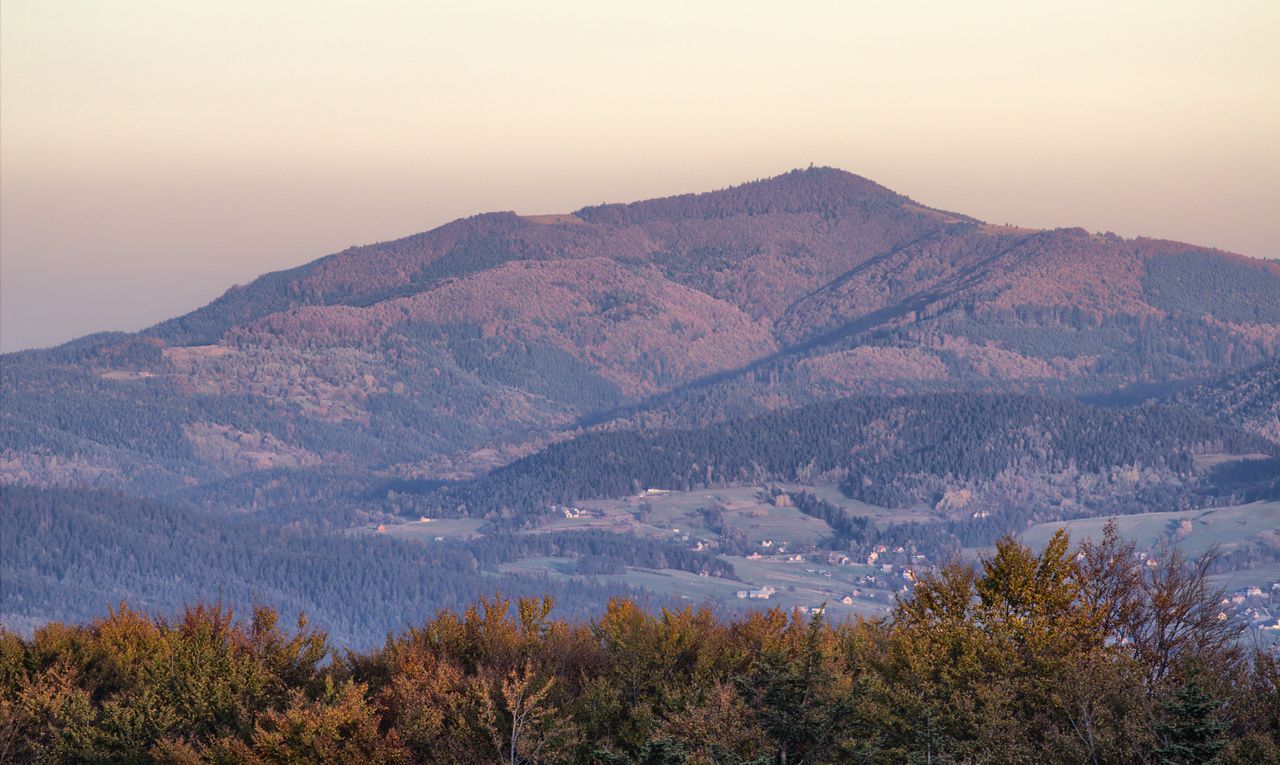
[3,167,1278,501]
[1169,357,1280,444]
[420,393,1277,528]
[0,484,690,646]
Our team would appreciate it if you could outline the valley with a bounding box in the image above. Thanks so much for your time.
[353,482,1280,635]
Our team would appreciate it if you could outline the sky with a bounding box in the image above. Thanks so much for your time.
[2,1,1277,352]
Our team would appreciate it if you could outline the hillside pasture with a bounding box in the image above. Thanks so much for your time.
[361,517,487,542]
[498,554,893,617]
[577,486,836,548]
[1020,500,1280,559]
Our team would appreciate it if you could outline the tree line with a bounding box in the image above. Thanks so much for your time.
[3,526,1277,764]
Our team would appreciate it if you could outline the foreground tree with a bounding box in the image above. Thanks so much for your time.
[1,526,1274,765]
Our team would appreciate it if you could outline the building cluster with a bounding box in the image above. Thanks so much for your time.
[1223,582,1280,632]
[550,504,599,519]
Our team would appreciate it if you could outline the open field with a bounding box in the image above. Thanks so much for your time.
[726,556,894,613]
[499,556,748,604]
[355,517,487,542]
[1210,564,1280,592]
[499,553,895,617]
[566,483,928,550]
[779,483,940,524]
[1020,501,1280,559]
[575,486,835,549]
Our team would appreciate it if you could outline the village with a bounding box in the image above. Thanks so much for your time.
[1224,581,1280,633]
[366,486,1280,633]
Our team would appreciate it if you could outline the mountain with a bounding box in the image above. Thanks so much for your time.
[4,167,1280,643]
[3,168,1277,502]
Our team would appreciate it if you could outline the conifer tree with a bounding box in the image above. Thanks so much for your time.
[1153,665,1227,765]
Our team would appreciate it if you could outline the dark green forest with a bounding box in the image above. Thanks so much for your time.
[418,393,1276,525]
[0,486,689,647]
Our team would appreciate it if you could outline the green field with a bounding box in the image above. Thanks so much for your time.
[356,517,487,542]
[779,483,939,524]
[1210,564,1280,592]
[726,556,892,614]
[574,486,835,549]
[1020,501,1280,559]
[499,556,749,603]
[499,553,894,617]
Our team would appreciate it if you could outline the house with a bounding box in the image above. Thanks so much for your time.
[748,586,775,600]
[841,595,855,605]
[828,553,850,566]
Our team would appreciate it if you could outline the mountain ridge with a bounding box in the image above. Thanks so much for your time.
[3,167,1278,495]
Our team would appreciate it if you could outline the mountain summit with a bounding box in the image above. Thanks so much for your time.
[575,166,918,223]
[4,168,1279,492]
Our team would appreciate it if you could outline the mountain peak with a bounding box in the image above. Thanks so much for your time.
[574,166,912,225]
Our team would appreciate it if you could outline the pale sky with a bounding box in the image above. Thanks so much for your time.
[2,1,1277,351]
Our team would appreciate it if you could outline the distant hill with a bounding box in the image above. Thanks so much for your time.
[3,167,1279,499]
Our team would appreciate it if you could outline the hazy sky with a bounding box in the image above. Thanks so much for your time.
[2,1,1277,351]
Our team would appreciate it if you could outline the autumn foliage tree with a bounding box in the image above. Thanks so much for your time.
[2,525,1276,764]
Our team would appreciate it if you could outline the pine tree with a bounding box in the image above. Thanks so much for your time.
[1153,666,1227,765]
